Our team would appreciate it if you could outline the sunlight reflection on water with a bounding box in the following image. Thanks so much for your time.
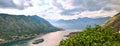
[28,30,79,46]
[0,30,80,46]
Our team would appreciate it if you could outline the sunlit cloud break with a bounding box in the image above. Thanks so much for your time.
[0,0,119,20]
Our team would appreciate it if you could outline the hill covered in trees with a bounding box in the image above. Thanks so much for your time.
[0,14,60,43]
[59,13,120,46]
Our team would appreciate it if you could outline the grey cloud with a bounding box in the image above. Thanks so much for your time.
[72,0,120,11]
[61,8,86,15]
[103,7,113,11]
[0,0,32,10]
[109,0,120,11]
[0,0,16,8]
[72,0,84,6]
[110,0,120,5]
[72,0,109,11]
[60,0,120,16]
[52,0,64,10]
[60,0,106,15]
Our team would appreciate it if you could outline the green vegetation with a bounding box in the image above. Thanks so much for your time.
[59,25,120,46]
[59,12,120,46]
[0,13,60,42]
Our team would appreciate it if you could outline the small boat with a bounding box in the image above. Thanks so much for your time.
[32,38,44,44]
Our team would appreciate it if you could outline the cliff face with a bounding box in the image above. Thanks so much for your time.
[103,12,120,31]
[0,13,60,41]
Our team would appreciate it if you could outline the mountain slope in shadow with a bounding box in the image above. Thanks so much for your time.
[0,13,60,43]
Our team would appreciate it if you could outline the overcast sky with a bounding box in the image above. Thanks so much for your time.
[0,0,119,20]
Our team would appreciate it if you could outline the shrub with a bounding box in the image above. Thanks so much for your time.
[59,25,120,46]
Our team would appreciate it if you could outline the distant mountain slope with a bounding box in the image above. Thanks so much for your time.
[59,13,120,46]
[0,14,60,42]
[103,12,120,31]
[51,17,110,30]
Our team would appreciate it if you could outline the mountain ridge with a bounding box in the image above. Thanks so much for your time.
[103,12,120,32]
[0,13,60,43]
[51,17,110,30]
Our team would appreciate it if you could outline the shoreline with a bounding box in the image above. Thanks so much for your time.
[29,30,79,46]
[29,31,66,46]
[0,35,36,45]
[0,30,79,46]
[0,30,64,45]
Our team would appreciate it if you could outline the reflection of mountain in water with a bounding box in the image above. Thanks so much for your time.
[50,17,110,30]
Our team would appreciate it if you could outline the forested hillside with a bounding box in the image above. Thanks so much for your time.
[0,13,60,42]
[59,25,120,46]
[59,13,120,46]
